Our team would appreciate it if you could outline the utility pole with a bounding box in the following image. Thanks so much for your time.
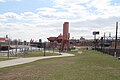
[114,22,118,57]
[103,33,106,51]
[94,34,96,49]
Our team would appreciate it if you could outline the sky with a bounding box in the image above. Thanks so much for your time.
[0,0,120,42]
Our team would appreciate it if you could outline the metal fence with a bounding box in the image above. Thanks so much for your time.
[96,48,120,57]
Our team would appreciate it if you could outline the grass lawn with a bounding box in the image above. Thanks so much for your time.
[0,51,58,61]
[0,50,120,80]
[13,50,58,57]
[0,57,16,61]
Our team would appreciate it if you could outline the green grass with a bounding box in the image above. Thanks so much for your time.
[0,57,16,61]
[13,50,58,57]
[66,50,79,54]
[0,50,120,80]
[0,50,58,61]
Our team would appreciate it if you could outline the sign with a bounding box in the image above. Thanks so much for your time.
[93,31,99,35]
[0,38,6,42]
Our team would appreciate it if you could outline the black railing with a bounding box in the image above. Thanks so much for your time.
[96,48,120,57]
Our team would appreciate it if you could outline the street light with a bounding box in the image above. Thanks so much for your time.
[7,38,10,58]
[43,42,46,56]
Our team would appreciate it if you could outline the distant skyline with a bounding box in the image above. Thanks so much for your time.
[0,0,120,41]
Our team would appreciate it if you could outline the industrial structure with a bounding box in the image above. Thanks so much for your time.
[47,22,70,52]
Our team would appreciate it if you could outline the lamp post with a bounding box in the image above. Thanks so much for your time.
[8,39,10,58]
[15,40,18,54]
[0,43,1,52]
[44,42,46,56]
[103,33,106,52]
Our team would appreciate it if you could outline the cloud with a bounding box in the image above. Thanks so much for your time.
[37,8,75,19]
[71,16,120,38]
[2,12,21,19]
[53,0,120,19]
[21,12,39,19]
[0,0,21,2]
[53,0,91,7]
[0,10,119,41]
[36,7,57,12]
[0,0,120,41]
[90,0,120,17]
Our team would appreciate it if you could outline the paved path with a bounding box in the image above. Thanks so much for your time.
[0,52,75,68]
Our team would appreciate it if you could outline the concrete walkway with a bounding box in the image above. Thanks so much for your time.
[0,52,75,68]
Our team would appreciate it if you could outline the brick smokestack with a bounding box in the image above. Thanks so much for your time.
[61,22,70,51]
[63,22,69,40]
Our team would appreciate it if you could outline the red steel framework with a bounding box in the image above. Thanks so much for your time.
[47,22,70,51]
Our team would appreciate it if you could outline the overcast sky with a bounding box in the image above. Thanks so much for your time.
[0,0,120,41]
